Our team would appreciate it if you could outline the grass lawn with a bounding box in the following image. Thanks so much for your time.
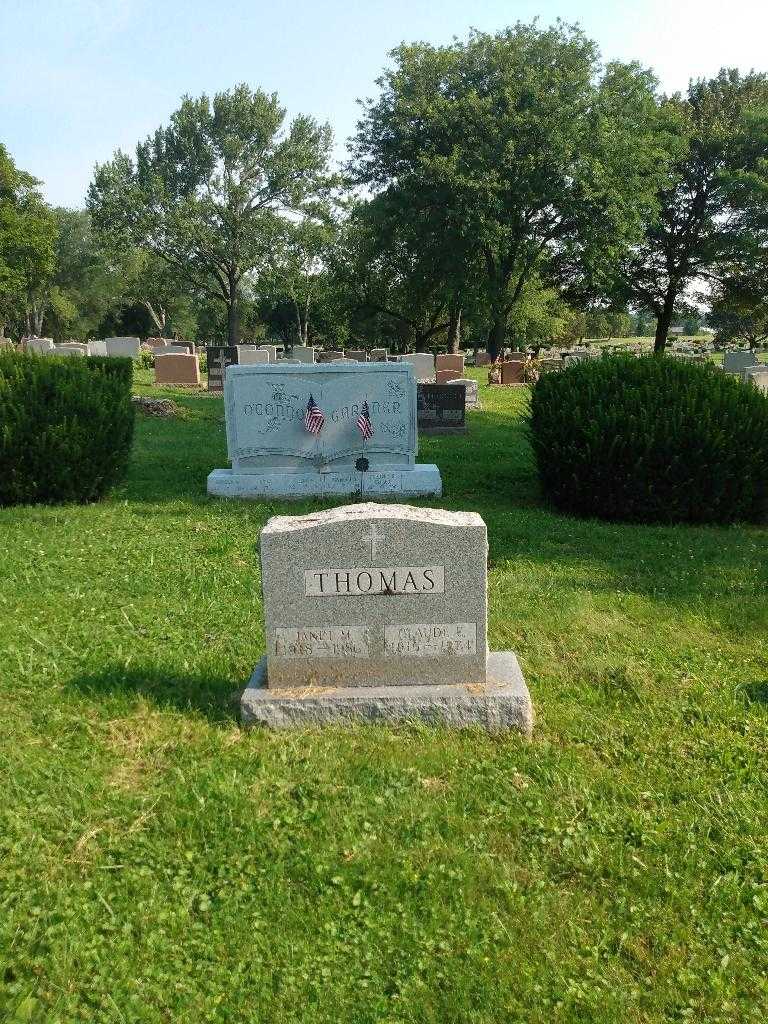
[1,368,766,1023]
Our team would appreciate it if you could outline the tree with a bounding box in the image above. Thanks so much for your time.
[619,70,768,353]
[263,215,338,345]
[46,208,126,340]
[88,85,332,344]
[709,268,768,349]
[0,143,56,337]
[332,196,455,352]
[351,23,666,358]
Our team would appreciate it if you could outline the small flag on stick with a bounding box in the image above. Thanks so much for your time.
[357,399,374,440]
[304,394,325,435]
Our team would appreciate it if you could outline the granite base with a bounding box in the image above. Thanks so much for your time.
[240,651,533,736]
[207,465,442,500]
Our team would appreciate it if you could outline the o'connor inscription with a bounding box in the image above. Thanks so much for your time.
[304,566,444,596]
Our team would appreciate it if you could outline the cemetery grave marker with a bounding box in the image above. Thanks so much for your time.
[207,362,442,499]
[417,383,467,434]
[155,352,201,386]
[105,337,141,358]
[206,346,239,391]
[241,503,533,733]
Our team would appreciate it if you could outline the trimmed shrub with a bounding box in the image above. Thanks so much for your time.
[0,351,135,505]
[529,355,768,524]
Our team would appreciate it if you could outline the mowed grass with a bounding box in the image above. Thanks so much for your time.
[1,368,766,1024]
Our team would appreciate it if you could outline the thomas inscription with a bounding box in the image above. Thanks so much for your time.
[304,566,444,596]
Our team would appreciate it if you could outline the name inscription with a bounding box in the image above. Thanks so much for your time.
[304,566,444,596]
[384,623,477,657]
[273,626,370,659]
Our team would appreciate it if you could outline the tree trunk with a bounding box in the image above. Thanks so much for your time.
[448,307,462,353]
[303,294,311,345]
[654,293,675,354]
[227,288,240,346]
[293,299,303,345]
[488,309,506,361]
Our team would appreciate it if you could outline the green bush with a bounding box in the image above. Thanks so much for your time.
[85,355,135,386]
[0,352,135,506]
[529,355,768,524]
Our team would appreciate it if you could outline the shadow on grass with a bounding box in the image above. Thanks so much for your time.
[68,663,243,725]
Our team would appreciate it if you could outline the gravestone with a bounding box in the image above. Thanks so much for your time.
[436,353,465,376]
[54,344,87,357]
[241,503,532,733]
[435,368,462,385]
[25,338,54,354]
[167,341,194,354]
[475,351,491,367]
[346,349,367,362]
[207,362,442,500]
[318,350,345,363]
[0,338,13,349]
[238,347,271,365]
[257,345,278,362]
[401,352,435,381]
[724,350,760,374]
[370,348,388,361]
[448,377,480,410]
[155,352,201,385]
[105,337,141,358]
[292,346,316,363]
[417,383,467,434]
[88,340,107,356]
[501,360,525,384]
[744,366,768,393]
[207,346,239,391]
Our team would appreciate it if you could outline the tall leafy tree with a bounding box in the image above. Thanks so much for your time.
[0,143,56,337]
[351,23,666,357]
[619,70,768,352]
[262,215,338,345]
[709,266,768,349]
[333,196,455,352]
[88,85,332,344]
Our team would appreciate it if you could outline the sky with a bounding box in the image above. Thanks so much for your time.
[1,0,768,208]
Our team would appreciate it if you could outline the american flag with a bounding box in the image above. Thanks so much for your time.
[356,400,374,440]
[304,394,325,435]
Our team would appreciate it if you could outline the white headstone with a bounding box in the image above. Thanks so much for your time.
[207,363,441,500]
[291,346,316,363]
[258,345,278,362]
[724,350,759,374]
[237,347,271,365]
[743,366,768,393]
[88,340,107,356]
[401,352,435,381]
[105,337,141,358]
[25,338,55,354]
[54,344,87,357]
[447,377,481,409]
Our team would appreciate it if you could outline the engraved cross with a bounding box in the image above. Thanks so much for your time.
[362,524,385,562]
